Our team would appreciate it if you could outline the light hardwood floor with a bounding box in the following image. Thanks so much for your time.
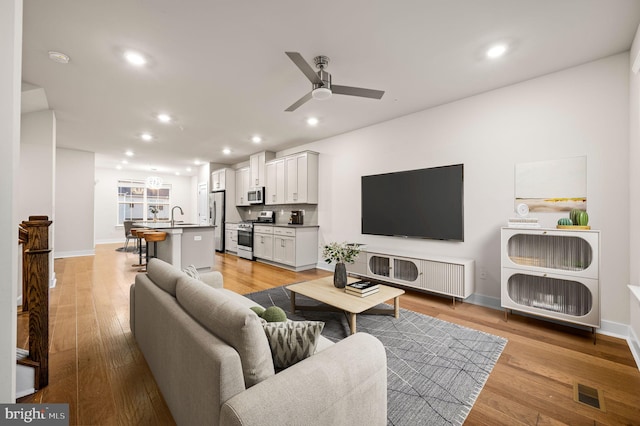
[17,243,640,425]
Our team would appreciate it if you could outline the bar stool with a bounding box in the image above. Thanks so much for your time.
[130,228,149,268]
[141,231,167,272]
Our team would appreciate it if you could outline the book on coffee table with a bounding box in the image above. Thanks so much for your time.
[346,280,379,294]
[346,287,380,297]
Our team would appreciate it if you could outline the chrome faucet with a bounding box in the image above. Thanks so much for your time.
[171,206,184,227]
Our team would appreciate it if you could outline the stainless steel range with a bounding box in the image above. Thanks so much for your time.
[237,211,275,260]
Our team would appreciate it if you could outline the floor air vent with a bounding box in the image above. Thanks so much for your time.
[573,382,606,411]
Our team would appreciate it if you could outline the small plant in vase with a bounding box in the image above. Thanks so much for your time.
[322,242,361,288]
[149,206,159,222]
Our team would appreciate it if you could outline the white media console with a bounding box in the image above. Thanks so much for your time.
[345,246,475,305]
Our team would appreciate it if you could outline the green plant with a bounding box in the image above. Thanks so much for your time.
[149,206,159,214]
[322,242,361,264]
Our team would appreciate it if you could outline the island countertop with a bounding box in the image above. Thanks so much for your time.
[133,222,216,230]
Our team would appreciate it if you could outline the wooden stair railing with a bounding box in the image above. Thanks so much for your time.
[18,215,52,390]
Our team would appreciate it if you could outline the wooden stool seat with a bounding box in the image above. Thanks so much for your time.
[143,231,167,242]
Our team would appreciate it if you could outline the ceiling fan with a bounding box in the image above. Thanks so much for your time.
[285,52,385,112]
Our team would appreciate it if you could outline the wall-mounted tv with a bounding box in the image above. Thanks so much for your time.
[361,164,464,241]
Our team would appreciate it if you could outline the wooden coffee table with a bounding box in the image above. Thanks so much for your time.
[286,276,405,334]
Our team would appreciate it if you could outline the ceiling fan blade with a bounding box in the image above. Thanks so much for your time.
[285,52,322,85]
[331,85,385,99]
[285,91,313,112]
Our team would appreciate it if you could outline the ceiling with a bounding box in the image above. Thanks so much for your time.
[21,0,640,176]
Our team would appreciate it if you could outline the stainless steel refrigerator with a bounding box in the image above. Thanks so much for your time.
[209,191,225,252]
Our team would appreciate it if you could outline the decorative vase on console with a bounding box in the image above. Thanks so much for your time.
[322,242,362,289]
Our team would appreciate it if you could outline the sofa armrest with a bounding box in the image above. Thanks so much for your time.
[199,271,224,288]
[219,333,387,426]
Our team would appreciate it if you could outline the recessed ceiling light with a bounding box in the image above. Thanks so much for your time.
[124,50,147,66]
[116,165,122,170]
[175,172,180,176]
[186,167,192,172]
[306,117,319,126]
[194,160,202,166]
[48,51,70,64]
[157,113,172,123]
[251,135,262,143]
[140,132,153,141]
[222,148,231,155]
[487,44,507,59]
[125,150,134,157]
[121,160,128,164]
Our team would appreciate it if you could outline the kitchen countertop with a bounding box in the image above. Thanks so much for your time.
[252,223,319,228]
[133,222,216,229]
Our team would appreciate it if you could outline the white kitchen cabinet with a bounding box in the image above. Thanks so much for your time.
[284,151,318,204]
[273,228,296,265]
[211,169,226,191]
[253,226,318,271]
[253,225,274,260]
[235,167,250,206]
[211,167,236,193]
[265,159,285,205]
[249,151,275,188]
[501,227,600,329]
[225,223,238,253]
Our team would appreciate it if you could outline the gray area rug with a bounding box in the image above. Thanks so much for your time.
[245,285,507,426]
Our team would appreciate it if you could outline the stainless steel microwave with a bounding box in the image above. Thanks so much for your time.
[247,187,264,204]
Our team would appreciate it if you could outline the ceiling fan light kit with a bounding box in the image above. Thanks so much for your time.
[312,87,332,100]
[285,51,385,111]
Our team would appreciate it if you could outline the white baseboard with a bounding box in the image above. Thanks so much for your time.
[95,238,126,245]
[628,326,640,370]
[53,249,95,259]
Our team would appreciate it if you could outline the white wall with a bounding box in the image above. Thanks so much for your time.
[94,168,196,243]
[0,0,21,403]
[628,25,640,358]
[19,110,55,221]
[19,109,56,284]
[55,148,95,257]
[280,53,630,326]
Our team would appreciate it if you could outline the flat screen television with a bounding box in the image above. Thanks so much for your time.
[361,164,464,241]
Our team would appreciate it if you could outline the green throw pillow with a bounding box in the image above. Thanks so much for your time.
[261,306,287,322]
[262,320,324,369]
[250,306,266,317]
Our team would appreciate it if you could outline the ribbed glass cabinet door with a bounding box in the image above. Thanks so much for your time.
[507,273,593,317]
[393,258,419,282]
[369,256,390,277]
[507,234,593,272]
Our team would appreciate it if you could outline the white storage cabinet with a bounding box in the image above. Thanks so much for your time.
[235,167,250,206]
[500,227,600,329]
[225,223,238,254]
[347,248,475,302]
[253,225,274,261]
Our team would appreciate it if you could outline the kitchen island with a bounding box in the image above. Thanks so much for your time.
[134,222,216,271]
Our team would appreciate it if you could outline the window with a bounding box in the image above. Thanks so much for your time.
[117,179,172,225]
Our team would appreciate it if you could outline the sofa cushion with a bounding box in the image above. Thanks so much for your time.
[146,258,186,296]
[175,276,275,387]
[262,321,324,369]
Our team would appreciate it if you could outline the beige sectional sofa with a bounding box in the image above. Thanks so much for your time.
[130,258,387,425]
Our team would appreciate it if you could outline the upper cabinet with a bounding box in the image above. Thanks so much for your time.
[249,151,275,188]
[285,151,318,204]
[235,167,250,206]
[265,158,285,205]
[211,167,235,191]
